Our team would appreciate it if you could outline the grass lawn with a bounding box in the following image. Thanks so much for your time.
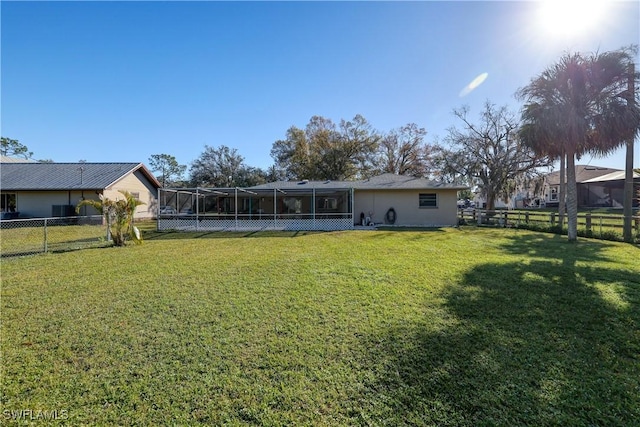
[1,227,639,425]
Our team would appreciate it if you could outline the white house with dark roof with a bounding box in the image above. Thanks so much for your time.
[157,173,467,231]
[0,162,161,219]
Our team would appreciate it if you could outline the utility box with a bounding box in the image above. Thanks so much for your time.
[52,205,75,217]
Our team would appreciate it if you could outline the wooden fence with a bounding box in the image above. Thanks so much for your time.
[458,209,640,240]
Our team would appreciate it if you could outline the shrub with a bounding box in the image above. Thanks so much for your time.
[76,190,144,247]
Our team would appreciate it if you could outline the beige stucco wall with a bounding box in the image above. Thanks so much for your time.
[104,169,158,219]
[354,189,459,227]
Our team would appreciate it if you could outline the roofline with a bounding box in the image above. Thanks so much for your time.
[164,185,469,192]
[0,162,162,191]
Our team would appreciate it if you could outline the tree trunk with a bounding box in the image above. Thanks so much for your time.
[486,191,495,210]
[558,152,566,228]
[566,152,578,242]
[623,62,635,243]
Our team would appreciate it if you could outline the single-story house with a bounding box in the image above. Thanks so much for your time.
[0,161,161,219]
[543,165,639,208]
[157,173,467,231]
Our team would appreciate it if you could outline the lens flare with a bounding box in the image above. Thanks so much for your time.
[459,72,488,97]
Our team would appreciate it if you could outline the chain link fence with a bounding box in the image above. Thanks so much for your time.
[0,216,110,257]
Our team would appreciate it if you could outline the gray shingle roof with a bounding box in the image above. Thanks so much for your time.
[545,165,621,185]
[249,173,467,191]
[352,173,468,190]
[0,162,160,191]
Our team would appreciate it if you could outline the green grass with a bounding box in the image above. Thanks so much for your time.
[2,228,639,425]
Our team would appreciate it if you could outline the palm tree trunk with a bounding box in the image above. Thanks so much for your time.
[623,62,635,243]
[558,151,566,229]
[566,152,578,242]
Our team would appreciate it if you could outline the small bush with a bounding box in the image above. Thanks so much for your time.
[598,230,624,242]
[512,222,629,243]
[577,228,594,239]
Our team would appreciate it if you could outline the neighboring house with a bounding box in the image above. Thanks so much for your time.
[472,192,510,210]
[0,155,38,164]
[0,162,161,219]
[580,170,640,208]
[157,173,467,231]
[350,173,465,227]
[542,165,639,208]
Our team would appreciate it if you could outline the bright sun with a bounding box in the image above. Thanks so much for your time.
[538,0,607,38]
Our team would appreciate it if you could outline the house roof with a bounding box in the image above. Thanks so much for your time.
[249,179,353,191]
[352,173,468,190]
[0,162,161,191]
[249,173,467,191]
[545,165,621,185]
[581,170,640,183]
[0,155,37,163]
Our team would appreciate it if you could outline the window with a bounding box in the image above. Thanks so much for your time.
[550,187,558,201]
[318,197,338,211]
[130,192,140,200]
[1,193,17,212]
[419,193,437,208]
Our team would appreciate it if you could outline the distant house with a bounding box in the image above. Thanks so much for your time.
[543,165,640,208]
[158,173,467,231]
[0,161,161,219]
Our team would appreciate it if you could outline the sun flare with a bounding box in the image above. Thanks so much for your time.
[459,72,489,97]
[537,0,607,38]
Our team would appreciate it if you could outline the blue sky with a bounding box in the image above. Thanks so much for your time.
[2,1,639,174]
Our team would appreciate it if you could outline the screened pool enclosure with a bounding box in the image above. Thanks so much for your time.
[157,187,355,231]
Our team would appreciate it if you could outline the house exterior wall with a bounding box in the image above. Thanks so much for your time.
[13,190,101,218]
[9,172,157,219]
[105,170,158,219]
[354,189,458,226]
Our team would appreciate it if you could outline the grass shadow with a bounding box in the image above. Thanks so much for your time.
[142,229,326,241]
[374,227,447,233]
[355,233,639,425]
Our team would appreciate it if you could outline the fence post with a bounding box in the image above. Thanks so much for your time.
[43,218,48,253]
[550,212,556,227]
[599,216,603,238]
[585,213,591,235]
[525,212,529,225]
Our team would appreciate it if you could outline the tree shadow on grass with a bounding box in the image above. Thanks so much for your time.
[355,234,639,426]
[142,229,325,241]
[374,227,447,233]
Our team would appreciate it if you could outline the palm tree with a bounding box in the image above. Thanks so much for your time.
[518,47,640,242]
[77,190,145,246]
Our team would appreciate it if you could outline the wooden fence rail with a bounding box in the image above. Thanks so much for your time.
[458,209,640,238]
